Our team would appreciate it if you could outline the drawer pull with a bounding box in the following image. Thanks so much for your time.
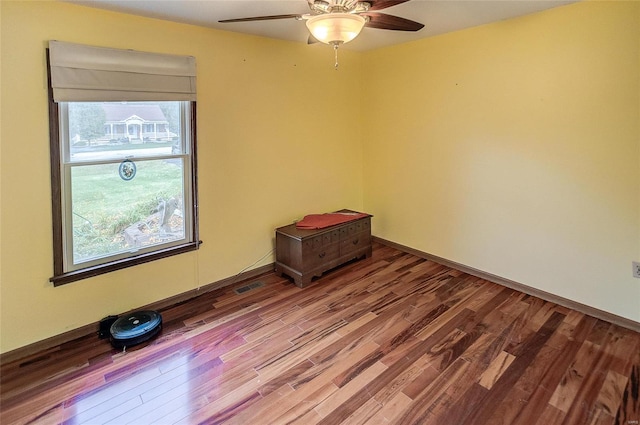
[319,252,326,258]
[352,239,359,245]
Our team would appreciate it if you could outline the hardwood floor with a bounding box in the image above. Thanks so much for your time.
[1,243,639,425]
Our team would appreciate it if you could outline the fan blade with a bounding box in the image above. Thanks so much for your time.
[219,14,302,23]
[362,12,424,31]
[366,0,411,11]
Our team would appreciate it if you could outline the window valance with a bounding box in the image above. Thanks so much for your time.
[48,40,196,102]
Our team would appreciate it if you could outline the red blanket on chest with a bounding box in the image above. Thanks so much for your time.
[295,212,369,229]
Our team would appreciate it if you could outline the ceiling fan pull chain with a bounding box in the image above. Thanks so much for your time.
[334,43,339,70]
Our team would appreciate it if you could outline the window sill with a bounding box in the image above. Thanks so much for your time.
[50,241,201,286]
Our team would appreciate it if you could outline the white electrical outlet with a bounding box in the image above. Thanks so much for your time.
[634,261,640,279]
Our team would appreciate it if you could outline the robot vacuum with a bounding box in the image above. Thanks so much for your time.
[109,310,162,349]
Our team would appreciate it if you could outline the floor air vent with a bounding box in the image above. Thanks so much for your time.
[234,281,265,295]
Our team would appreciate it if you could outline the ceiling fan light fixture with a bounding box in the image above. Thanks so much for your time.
[305,13,366,45]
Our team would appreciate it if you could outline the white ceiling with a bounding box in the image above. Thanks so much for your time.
[65,0,577,51]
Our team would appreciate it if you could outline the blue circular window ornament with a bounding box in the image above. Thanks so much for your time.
[119,160,136,181]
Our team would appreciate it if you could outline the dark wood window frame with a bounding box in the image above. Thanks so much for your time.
[46,51,200,287]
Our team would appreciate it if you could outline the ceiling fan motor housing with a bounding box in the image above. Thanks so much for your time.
[310,0,371,14]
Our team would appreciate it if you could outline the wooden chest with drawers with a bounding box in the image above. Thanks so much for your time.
[274,210,372,288]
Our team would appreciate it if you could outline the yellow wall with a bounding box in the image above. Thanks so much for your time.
[362,1,640,322]
[1,0,639,354]
[0,1,363,353]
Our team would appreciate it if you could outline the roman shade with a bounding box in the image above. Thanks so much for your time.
[48,40,196,102]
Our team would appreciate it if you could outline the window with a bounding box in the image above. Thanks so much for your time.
[47,41,199,286]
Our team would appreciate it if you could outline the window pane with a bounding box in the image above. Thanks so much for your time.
[70,158,186,265]
[67,102,182,162]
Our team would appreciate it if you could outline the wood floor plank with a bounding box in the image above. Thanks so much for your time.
[549,340,602,412]
[254,382,338,425]
[483,384,531,425]
[221,382,295,425]
[340,397,383,425]
[615,355,640,425]
[449,311,567,425]
[62,365,164,422]
[315,361,387,418]
[508,314,598,425]
[218,323,298,366]
[596,370,629,418]
[396,357,472,423]
[478,350,516,390]
[315,305,483,424]
[535,403,567,425]
[291,340,381,391]
[71,395,142,425]
[372,391,413,424]
[2,242,639,425]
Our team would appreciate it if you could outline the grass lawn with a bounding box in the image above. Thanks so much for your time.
[71,159,183,260]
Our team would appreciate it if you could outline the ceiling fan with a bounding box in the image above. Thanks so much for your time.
[219,0,424,68]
